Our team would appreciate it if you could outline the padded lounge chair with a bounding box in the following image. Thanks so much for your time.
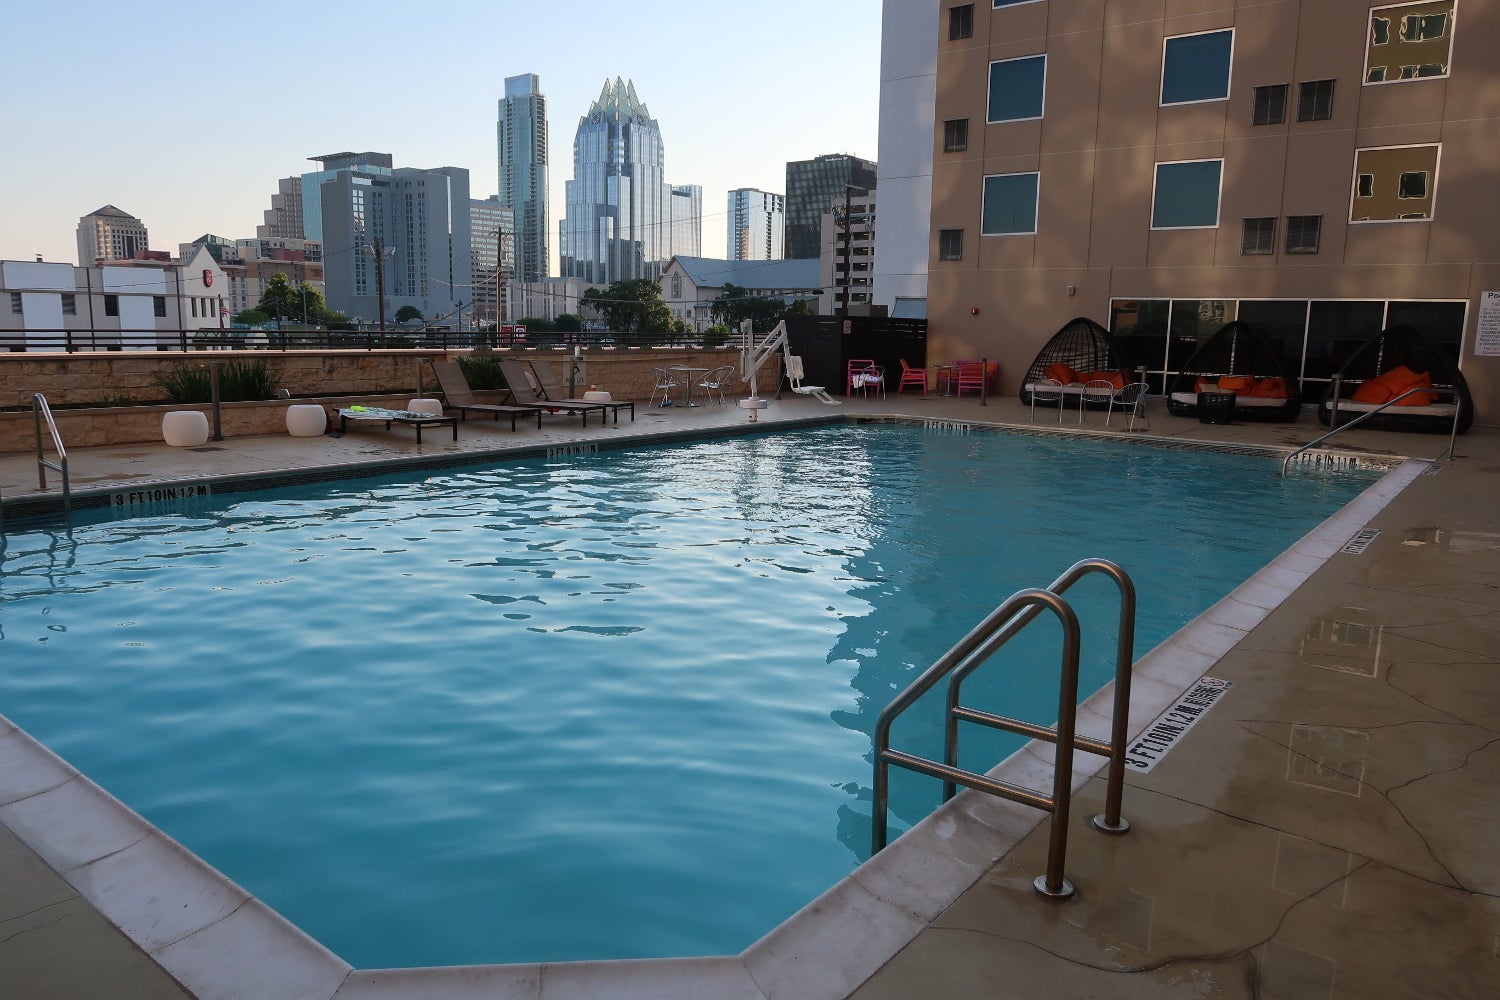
[527,358,635,424]
[429,360,543,431]
[1018,317,1133,409]
[1166,321,1301,422]
[495,360,611,427]
[1317,325,1472,434]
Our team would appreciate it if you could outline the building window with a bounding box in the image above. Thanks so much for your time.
[1241,217,1276,255]
[1161,29,1234,105]
[1251,84,1287,125]
[993,0,1041,6]
[949,4,974,40]
[104,294,119,317]
[1351,144,1439,221]
[943,118,969,152]
[154,296,168,318]
[1285,215,1322,254]
[61,293,76,316]
[1297,79,1335,121]
[938,229,965,260]
[1151,160,1223,229]
[1366,2,1453,84]
[987,54,1046,122]
[9,292,22,314]
[981,172,1040,235]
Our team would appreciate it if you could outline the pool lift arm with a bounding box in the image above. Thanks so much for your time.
[737,321,839,420]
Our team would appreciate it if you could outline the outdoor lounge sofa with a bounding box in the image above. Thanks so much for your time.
[1317,325,1472,434]
[1165,321,1302,422]
[1018,317,1134,409]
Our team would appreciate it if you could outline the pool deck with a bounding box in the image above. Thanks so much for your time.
[2,391,1497,999]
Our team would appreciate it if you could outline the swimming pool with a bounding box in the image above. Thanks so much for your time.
[0,425,1383,968]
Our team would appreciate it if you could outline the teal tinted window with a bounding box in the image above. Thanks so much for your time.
[981,172,1040,234]
[1152,160,1222,228]
[987,55,1046,122]
[1162,30,1233,104]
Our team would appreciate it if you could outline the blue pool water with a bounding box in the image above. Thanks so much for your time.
[0,425,1380,967]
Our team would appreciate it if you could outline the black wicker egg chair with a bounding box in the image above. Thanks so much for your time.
[1165,321,1301,422]
[1317,325,1473,434]
[1018,317,1132,405]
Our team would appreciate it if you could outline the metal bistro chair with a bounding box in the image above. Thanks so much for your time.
[1078,379,1115,423]
[850,364,885,399]
[1107,381,1151,432]
[697,364,735,405]
[1030,377,1066,423]
[649,367,682,407]
[897,359,927,394]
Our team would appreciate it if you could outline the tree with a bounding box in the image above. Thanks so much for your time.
[709,284,789,332]
[580,279,673,334]
[257,273,326,326]
[554,313,584,333]
[394,305,424,324]
[233,308,270,327]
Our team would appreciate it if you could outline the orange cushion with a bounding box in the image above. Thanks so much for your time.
[1043,362,1077,385]
[1377,365,1425,394]
[1218,375,1255,392]
[1247,377,1288,399]
[1392,372,1436,406]
[1082,371,1125,389]
[1352,380,1394,404]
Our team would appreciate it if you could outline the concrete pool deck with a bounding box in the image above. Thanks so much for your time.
[1,391,1496,998]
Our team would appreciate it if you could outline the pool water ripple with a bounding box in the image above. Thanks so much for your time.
[0,426,1378,967]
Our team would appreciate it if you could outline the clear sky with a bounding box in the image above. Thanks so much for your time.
[0,0,882,271]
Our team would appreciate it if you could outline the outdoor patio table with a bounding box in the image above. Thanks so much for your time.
[669,366,711,407]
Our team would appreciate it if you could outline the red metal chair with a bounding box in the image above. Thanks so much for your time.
[955,362,987,397]
[897,359,927,394]
[846,359,877,397]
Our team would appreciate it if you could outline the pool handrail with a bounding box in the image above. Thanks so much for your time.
[871,558,1138,900]
[1282,380,1461,475]
[32,393,71,520]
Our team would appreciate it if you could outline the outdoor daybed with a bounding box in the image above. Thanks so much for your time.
[1166,321,1301,422]
[1018,317,1134,408]
[1317,325,1472,434]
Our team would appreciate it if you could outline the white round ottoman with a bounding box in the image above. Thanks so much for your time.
[582,390,612,402]
[285,404,327,437]
[407,398,444,415]
[162,410,210,447]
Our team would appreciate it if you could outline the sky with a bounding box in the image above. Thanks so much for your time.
[0,0,882,272]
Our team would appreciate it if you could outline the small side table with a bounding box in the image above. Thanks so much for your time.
[285,404,327,437]
[1196,391,1237,425]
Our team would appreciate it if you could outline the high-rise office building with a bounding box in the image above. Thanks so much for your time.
[301,152,394,245]
[784,154,877,260]
[470,196,515,326]
[497,73,550,283]
[257,177,305,241]
[320,165,472,325]
[727,188,785,260]
[76,205,149,266]
[560,78,700,285]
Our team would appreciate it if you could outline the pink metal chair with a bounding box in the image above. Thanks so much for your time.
[954,361,987,397]
[897,359,927,394]
[846,359,877,397]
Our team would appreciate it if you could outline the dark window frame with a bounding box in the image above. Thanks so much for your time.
[104,294,120,317]
[1296,79,1335,121]
[949,4,974,41]
[1252,84,1288,125]
[938,229,965,260]
[1285,215,1322,254]
[1241,217,1277,255]
[943,118,969,152]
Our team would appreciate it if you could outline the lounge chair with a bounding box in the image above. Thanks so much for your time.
[494,360,611,427]
[428,360,544,431]
[526,358,635,424]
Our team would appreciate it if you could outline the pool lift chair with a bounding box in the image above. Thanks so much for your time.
[737,320,839,419]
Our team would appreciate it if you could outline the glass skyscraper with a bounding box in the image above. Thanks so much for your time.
[560,78,700,285]
[784,153,877,260]
[496,74,549,283]
[728,188,785,260]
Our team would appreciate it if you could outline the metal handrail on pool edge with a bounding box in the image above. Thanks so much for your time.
[871,558,1138,900]
[1282,380,1461,475]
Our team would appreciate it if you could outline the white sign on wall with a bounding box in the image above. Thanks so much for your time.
[1476,291,1500,357]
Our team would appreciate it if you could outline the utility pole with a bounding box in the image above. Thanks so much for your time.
[838,185,854,318]
[361,237,396,334]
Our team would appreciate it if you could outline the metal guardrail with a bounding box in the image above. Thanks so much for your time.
[32,393,71,519]
[1281,381,1462,475]
[0,328,731,354]
[871,558,1136,900]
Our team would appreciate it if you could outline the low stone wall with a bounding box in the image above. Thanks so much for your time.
[0,348,768,453]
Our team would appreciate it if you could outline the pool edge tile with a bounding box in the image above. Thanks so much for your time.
[153,896,351,1000]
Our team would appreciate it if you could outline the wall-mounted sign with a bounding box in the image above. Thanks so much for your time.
[1477,291,1500,357]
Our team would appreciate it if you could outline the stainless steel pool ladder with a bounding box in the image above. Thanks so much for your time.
[33,393,72,520]
[871,558,1136,900]
[1281,380,1462,475]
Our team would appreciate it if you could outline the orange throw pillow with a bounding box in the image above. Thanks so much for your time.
[1082,371,1125,389]
[1249,377,1287,398]
[1393,372,1436,406]
[1351,380,1393,404]
[1218,375,1255,392]
[1043,362,1077,385]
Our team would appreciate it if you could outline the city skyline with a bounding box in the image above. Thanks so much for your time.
[0,1,880,275]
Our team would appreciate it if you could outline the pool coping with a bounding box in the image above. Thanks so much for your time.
[0,426,1427,1000]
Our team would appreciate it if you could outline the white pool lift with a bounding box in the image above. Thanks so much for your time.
[738,321,839,420]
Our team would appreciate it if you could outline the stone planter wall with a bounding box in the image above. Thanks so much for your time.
[0,348,767,453]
